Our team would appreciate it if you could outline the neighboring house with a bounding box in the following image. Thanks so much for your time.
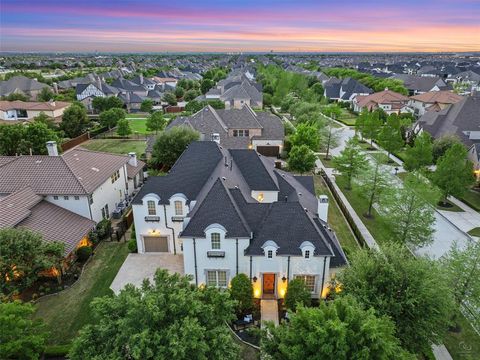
[414,96,480,147]
[468,143,480,180]
[446,70,480,95]
[131,141,347,299]
[166,105,284,156]
[0,100,71,123]
[0,187,95,258]
[391,74,450,95]
[409,91,464,117]
[324,77,372,102]
[220,81,263,109]
[353,89,410,114]
[0,75,51,100]
[0,144,145,223]
[76,81,120,111]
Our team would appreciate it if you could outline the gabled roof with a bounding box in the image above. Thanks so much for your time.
[229,150,278,191]
[0,100,71,112]
[355,90,409,109]
[0,76,50,96]
[410,91,464,104]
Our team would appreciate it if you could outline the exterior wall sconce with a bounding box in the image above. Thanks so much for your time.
[282,276,287,283]
[252,276,257,282]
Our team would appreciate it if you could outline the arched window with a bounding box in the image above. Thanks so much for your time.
[147,200,156,215]
[174,200,183,215]
[211,233,221,249]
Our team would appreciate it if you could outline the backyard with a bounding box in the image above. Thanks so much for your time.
[34,241,130,346]
[82,139,147,156]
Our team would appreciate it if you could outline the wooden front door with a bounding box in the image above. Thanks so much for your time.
[263,273,275,295]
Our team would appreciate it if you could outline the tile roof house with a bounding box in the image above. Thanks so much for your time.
[131,141,346,299]
[0,75,51,100]
[409,91,464,117]
[353,89,411,114]
[414,96,480,147]
[166,105,284,156]
[0,144,145,223]
[0,100,71,123]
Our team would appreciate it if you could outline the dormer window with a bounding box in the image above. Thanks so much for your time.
[147,200,156,215]
[267,250,273,259]
[174,201,183,216]
[211,233,221,249]
[300,241,315,260]
[305,250,310,259]
[262,240,279,259]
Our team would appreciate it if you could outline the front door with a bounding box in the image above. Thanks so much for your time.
[263,273,275,296]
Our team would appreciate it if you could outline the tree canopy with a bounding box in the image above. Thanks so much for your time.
[92,96,124,113]
[69,270,239,360]
[403,132,433,171]
[61,103,89,138]
[287,145,317,174]
[284,278,311,311]
[0,122,59,156]
[289,123,320,151]
[229,273,254,316]
[146,111,166,134]
[333,136,368,190]
[116,118,132,138]
[99,107,126,129]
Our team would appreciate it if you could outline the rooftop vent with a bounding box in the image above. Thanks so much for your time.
[91,167,100,172]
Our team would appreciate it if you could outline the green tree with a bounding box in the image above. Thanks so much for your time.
[377,115,404,160]
[116,118,132,138]
[333,136,368,190]
[174,86,185,99]
[432,143,475,204]
[69,270,238,360]
[0,301,48,360]
[310,82,324,96]
[92,96,123,113]
[284,278,311,311]
[3,92,29,101]
[263,296,412,360]
[0,124,25,155]
[322,104,342,119]
[37,87,54,102]
[432,134,462,163]
[356,162,391,218]
[287,145,317,174]
[146,111,166,135]
[319,121,340,160]
[140,99,153,113]
[382,172,439,247]
[162,92,177,106]
[361,111,383,146]
[289,123,320,151]
[185,100,204,113]
[33,112,56,129]
[229,274,254,316]
[23,121,60,155]
[0,228,64,297]
[184,89,199,102]
[151,126,200,169]
[99,107,125,129]
[339,243,455,354]
[61,103,89,138]
[403,132,433,171]
[200,79,214,94]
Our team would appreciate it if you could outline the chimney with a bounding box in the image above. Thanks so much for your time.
[46,141,58,156]
[211,133,220,144]
[52,82,58,94]
[139,73,144,84]
[317,195,329,222]
[128,152,137,167]
[96,77,102,90]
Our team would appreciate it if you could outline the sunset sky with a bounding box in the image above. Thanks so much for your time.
[1,0,479,53]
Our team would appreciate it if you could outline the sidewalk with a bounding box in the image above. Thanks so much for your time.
[260,299,279,327]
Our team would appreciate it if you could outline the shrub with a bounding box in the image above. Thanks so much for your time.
[88,230,99,245]
[285,278,311,311]
[95,219,112,239]
[128,239,138,253]
[44,344,72,358]
[230,274,254,316]
[76,246,92,261]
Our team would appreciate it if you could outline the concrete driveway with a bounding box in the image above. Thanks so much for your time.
[110,253,184,294]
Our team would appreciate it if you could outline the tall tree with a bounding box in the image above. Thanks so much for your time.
[162,92,177,106]
[140,99,153,113]
[284,278,311,311]
[22,122,60,155]
[381,172,439,247]
[339,243,455,355]
[432,143,475,205]
[151,126,200,170]
[69,270,239,360]
[200,79,214,94]
[333,136,368,190]
[37,87,54,102]
[403,132,433,171]
[289,123,320,151]
[99,108,125,129]
[146,111,166,135]
[319,121,340,160]
[356,161,391,218]
[0,301,48,360]
[0,228,64,297]
[432,134,462,163]
[361,111,383,147]
[61,103,89,138]
[377,115,404,161]
[229,274,254,317]
[262,296,412,360]
[287,145,317,174]
[116,118,132,138]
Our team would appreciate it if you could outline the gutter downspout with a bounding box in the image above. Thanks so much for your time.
[236,238,239,275]
[163,205,176,254]
[249,256,253,280]
[320,257,327,298]
[87,195,94,221]
[193,238,198,286]
[287,256,291,282]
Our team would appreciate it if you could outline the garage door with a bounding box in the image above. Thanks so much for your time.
[256,146,280,157]
[144,236,169,252]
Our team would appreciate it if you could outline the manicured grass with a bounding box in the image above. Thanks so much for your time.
[444,312,480,360]
[358,140,376,151]
[128,118,149,135]
[337,108,357,126]
[125,113,147,119]
[461,189,480,212]
[34,241,130,345]
[82,139,146,156]
[436,200,465,213]
[369,152,395,165]
[313,175,360,257]
[318,156,335,168]
[467,227,480,237]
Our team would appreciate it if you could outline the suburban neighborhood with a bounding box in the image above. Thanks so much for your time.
[1,1,480,359]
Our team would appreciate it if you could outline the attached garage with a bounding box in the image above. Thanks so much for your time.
[256,146,280,157]
[143,236,169,252]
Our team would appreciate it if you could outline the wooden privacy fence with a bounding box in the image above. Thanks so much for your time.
[61,132,90,151]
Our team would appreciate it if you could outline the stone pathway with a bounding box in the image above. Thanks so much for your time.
[260,299,279,327]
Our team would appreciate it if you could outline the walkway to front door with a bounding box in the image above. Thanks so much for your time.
[260,299,279,327]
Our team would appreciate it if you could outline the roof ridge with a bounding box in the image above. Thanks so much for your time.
[60,156,89,194]
[207,105,229,132]
[220,179,252,235]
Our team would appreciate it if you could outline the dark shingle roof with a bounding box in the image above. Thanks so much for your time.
[229,150,278,191]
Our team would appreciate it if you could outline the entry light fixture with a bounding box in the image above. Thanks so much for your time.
[282,276,287,283]
[252,276,258,283]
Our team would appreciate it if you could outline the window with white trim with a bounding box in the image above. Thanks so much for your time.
[305,250,310,259]
[53,196,58,200]
[174,201,183,215]
[267,250,273,259]
[211,233,221,249]
[295,275,316,292]
[64,196,69,200]
[147,200,156,215]
[206,270,227,287]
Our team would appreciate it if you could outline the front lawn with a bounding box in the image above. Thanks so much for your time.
[444,312,480,360]
[128,118,149,135]
[467,227,480,237]
[337,108,357,126]
[82,139,146,156]
[369,152,395,165]
[34,241,130,345]
[436,200,465,213]
[461,189,480,212]
[318,156,335,168]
